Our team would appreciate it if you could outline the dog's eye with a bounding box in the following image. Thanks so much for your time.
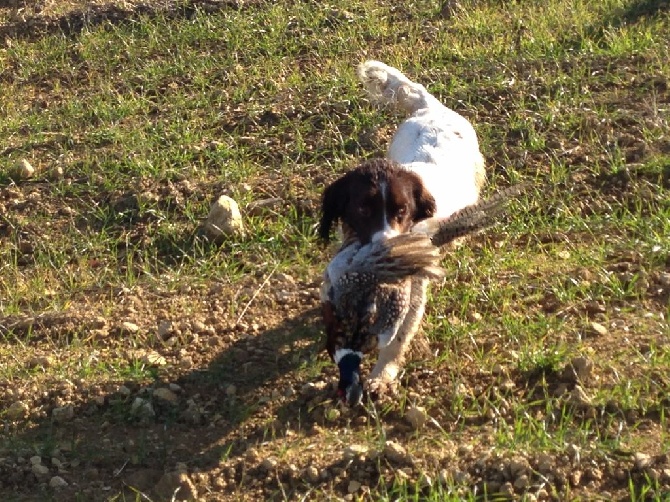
[396,206,408,219]
[358,206,371,217]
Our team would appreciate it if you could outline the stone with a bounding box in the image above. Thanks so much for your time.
[514,474,529,490]
[30,455,42,465]
[154,471,198,501]
[588,322,608,337]
[568,385,592,407]
[157,320,173,339]
[347,480,361,493]
[305,466,320,483]
[204,195,245,241]
[261,457,278,471]
[52,405,74,423]
[404,406,428,430]
[16,159,35,179]
[49,476,68,488]
[634,452,652,470]
[32,463,50,477]
[153,388,178,404]
[130,398,155,419]
[7,401,29,420]
[562,356,593,383]
[344,444,369,460]
[383,441,411,464]
[120,321,140,333]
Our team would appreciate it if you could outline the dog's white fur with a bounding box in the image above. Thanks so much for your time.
[357,60,486,234]
[357,61,486,385]
[323,61,486,389]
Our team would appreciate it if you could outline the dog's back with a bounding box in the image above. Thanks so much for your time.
[357,60,486,220]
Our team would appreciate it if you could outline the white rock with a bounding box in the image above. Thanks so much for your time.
[30,455,42,465]
[16,159,35,179]
[120,321,140,333]
[634,452,652,470]
[344,444,369,460]
[49,475,68,488]
[404,406,428,429]
[204,195,245,241]
[589,322,608,336]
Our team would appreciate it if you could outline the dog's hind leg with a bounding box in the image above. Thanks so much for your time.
[357,60,442,114]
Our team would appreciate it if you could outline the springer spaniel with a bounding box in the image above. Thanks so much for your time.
[320,60,486,245]
[320,61,486,398]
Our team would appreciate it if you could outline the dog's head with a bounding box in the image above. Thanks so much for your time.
[319,158,436,244]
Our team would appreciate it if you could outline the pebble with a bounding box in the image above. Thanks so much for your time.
[513,474,529,490]
[499,481,515,497]
[7,401,29,420]
[130,398,155,419]
[225,384,237,396]
[119,385,132,396]
[120,321,140,333]
[52,405,74,422]
[305,466,319,483]
[404,406,428,430]
[347,480,361,493]
[16,159,35,179]
[588,321,608,336]
[563,356,593,383]
[32,463,50,477]
[261,457,278,471]
[344,444,369,460]
[153,388,178,403]
[508,457,529,477]
[383,441,412,465]
[634,452,652,470]
[157,320,173,339]
[49,476,68,488]
[204,195,245,241]
[30,455,42,465]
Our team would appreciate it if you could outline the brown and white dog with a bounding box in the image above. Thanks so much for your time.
[320,61,486,398]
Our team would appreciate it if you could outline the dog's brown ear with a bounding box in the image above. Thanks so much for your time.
[319,174,351,242]
[411,174,437,222]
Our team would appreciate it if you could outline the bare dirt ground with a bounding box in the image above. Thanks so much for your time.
[1,1,669,501]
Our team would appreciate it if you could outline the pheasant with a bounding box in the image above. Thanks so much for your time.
[321,184,525,406]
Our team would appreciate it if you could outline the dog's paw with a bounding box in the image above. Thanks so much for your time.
[366,378,398,403]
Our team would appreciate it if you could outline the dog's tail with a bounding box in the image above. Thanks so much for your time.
[357,60,436,114]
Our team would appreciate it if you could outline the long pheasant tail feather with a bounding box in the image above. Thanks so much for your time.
[376,234,446,281]
[430,183,529,247]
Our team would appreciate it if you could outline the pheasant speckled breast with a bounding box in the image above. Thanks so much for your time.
[321,233,444,405]
[321,184,527,406]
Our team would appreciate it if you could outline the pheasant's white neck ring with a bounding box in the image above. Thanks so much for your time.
[334,348,363,364]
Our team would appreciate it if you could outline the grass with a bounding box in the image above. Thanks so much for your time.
[1,0,669,500]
